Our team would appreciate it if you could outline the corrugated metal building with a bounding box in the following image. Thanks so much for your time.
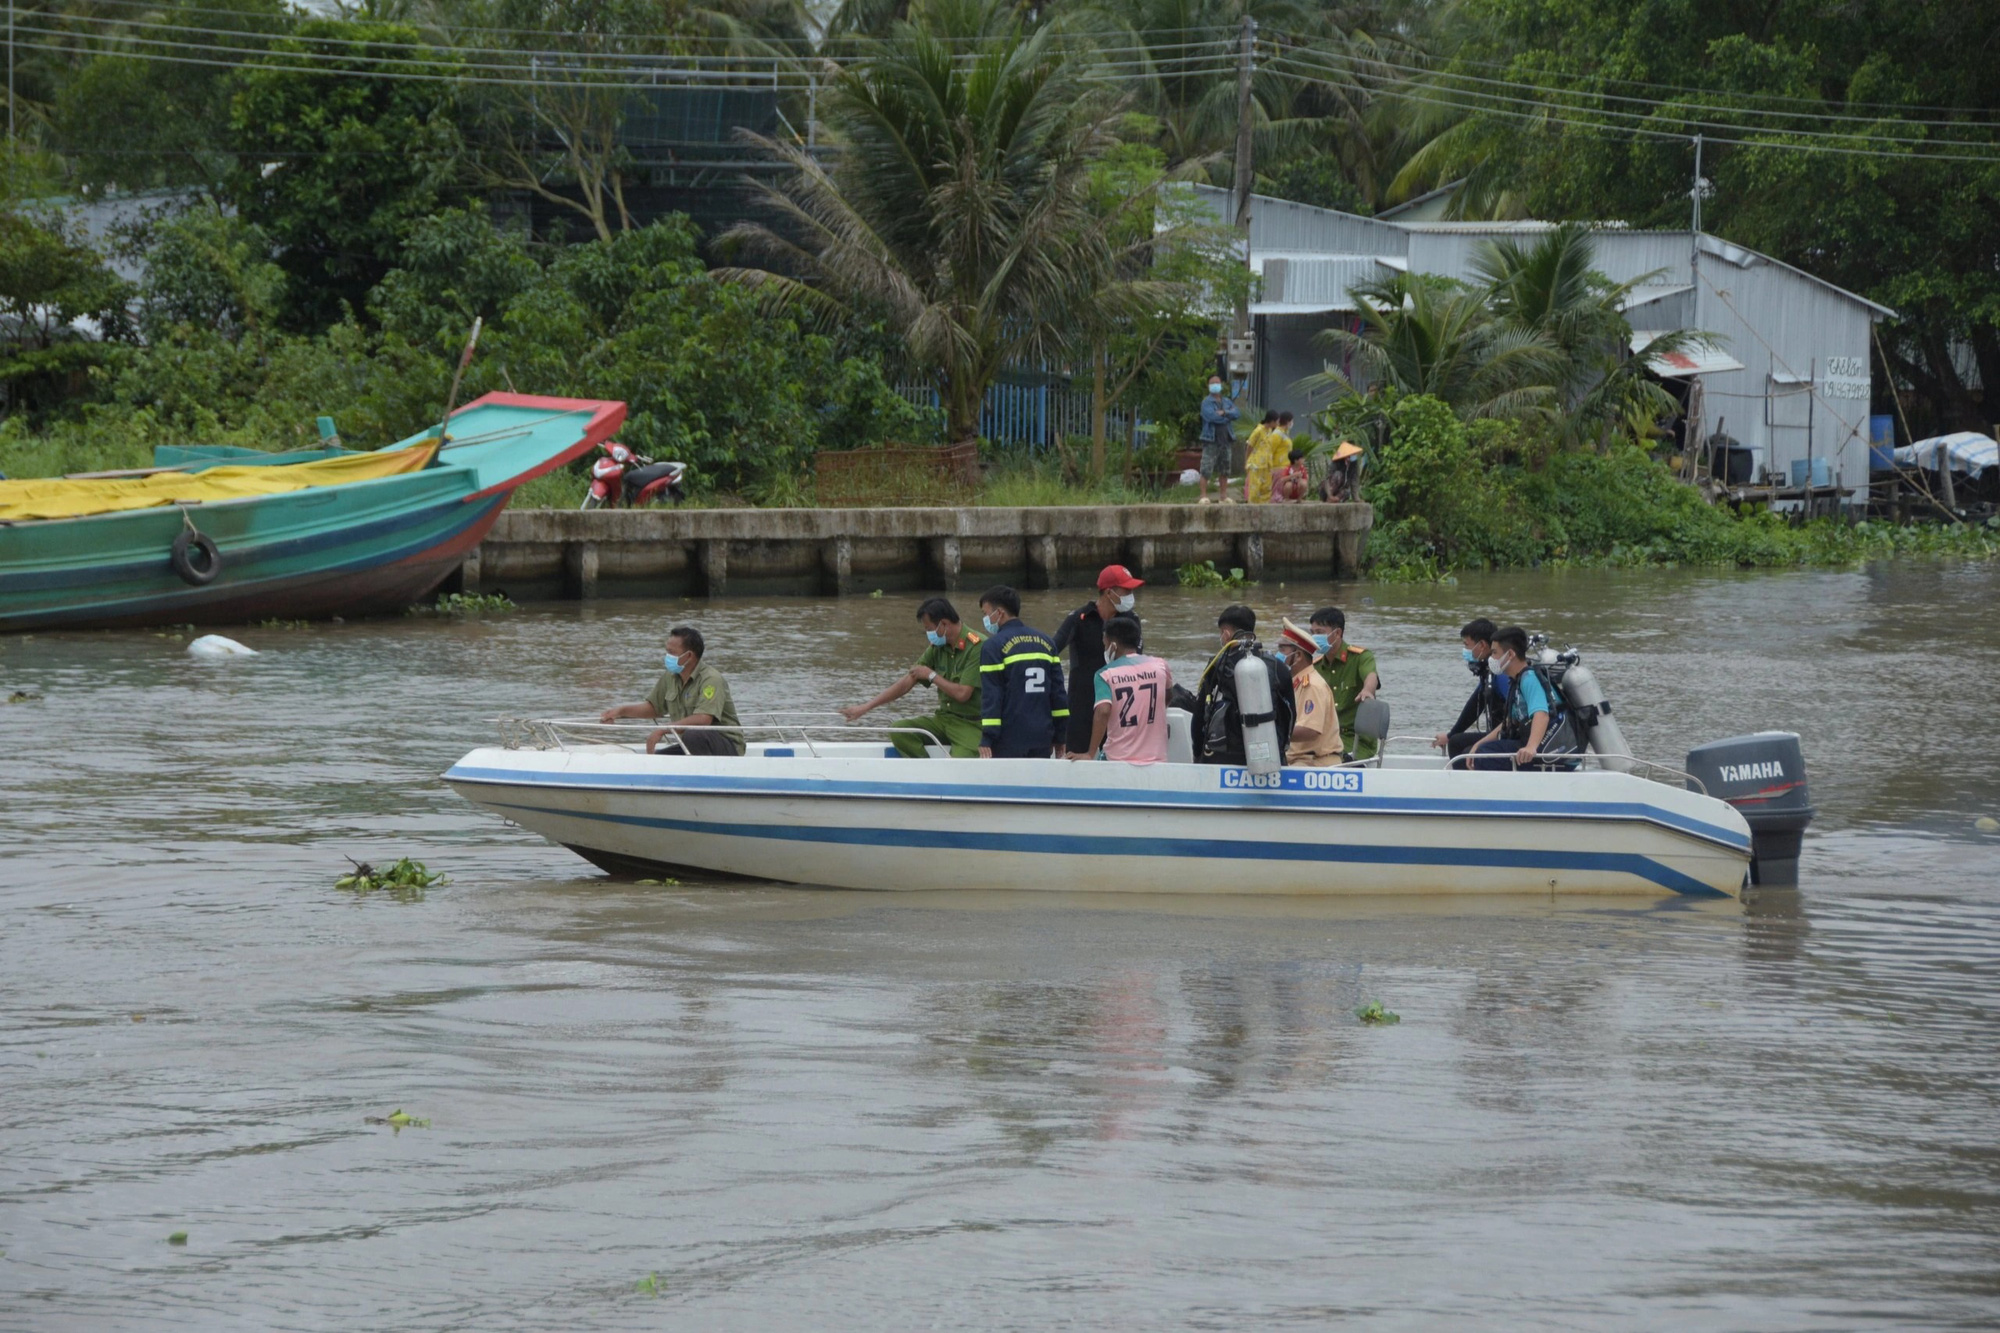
[1193,186,1894,492]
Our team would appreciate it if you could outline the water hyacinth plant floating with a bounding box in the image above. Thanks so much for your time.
[335,857,445,901]
[635,1273,661,1297]
[415,591,516,616]
[167,1231,188,1245]
[1177,559,1251,590]
[1355,1000,1401,1025]
[363,1108,431,1130]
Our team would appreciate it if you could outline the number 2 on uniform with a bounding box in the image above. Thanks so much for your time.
[1024,666,1045,693]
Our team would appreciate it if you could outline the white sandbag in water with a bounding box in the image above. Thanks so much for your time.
[186,634,258,660]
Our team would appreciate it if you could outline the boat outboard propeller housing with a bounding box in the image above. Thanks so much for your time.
[1685,732,1814,887]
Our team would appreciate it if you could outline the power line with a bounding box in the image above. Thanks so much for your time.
[8,29,1239,97]
[1271,41,2000,142]
[1267,54,2000,164]
[1265,27,2000,123]
[46,0,1244,48]
[40,9,1236,65]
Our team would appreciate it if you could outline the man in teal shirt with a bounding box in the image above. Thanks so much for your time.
[840,597,986,757]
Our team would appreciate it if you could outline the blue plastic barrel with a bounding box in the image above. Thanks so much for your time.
[1868,414,1895,471]
[1790,457,1833,488]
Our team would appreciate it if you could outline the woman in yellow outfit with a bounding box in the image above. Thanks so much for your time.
[1243,410,1292,503]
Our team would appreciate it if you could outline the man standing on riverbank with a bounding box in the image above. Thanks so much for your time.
[1309,607,1380,762]
[977,586,1068,759]
[840,597,985,757]
[600,625,743,756]
[1197,372,1240,505]
[1051,564,1144,757]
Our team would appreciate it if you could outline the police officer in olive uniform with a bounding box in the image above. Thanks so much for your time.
[841,597,987,757]
[600,624,743,755]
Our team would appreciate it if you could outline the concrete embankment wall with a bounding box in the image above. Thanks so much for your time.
[467,503,1373,599]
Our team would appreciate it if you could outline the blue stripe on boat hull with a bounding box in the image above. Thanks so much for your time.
[444,763,1753,853]
[477,796,1733,897]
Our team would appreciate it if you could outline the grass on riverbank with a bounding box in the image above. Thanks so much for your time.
[9,417,1997,578]
[505,452,1199,509]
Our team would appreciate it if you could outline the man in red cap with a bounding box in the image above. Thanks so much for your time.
[1051,564,1145,757]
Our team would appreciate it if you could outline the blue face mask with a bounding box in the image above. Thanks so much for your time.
[1462,647,1477,663]
[1311,633,1331,653]
[1208,383,1224,395]
[925,630,947,647]
[983,614,1002,635]
[661,652,685,675]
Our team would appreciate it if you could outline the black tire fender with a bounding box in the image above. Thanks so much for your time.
[170,527,223,586]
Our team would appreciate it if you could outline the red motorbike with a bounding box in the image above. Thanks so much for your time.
[581,442,688,509]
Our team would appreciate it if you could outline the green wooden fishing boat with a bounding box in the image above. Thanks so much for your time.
[0,393,625,631]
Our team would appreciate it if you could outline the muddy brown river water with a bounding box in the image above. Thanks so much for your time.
[2,563,1998,1330]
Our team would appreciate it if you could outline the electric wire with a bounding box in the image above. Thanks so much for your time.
[1269,41,2000,142]
[1267,55,2000,164]
[1261,23,2000,122]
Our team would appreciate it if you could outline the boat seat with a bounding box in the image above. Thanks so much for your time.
[1354,699,1391,766]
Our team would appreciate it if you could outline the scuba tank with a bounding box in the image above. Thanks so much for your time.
[1557,661,1633,773]
[1527,637,1629,773]
[1233,650,1282,775]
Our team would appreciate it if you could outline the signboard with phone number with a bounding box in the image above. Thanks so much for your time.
[1220,769,1362,792]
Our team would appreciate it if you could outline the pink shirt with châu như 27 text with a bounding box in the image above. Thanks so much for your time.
[1091,655,1174,764]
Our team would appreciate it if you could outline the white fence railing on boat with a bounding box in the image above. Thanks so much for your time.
[498,713,947,757]
[1372,733,1707,794]
[495,715,1710,791]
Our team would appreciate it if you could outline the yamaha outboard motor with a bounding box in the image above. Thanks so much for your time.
[1685,732,1814,887]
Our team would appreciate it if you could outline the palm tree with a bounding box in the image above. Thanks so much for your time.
[1301,271,1560,421]
[1472,224,1716,447]
[719,0,1126,444]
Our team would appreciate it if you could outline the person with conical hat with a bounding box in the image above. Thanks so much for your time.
[1321,440,1364,503]
[1276,618,1342,767]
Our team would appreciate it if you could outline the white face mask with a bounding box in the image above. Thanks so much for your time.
[1112,593,1135,613]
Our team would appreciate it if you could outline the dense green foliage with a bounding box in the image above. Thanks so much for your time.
[0,207,929,496]
[1400,0,2000,439]
[226,22,463,329]
[1356,392,2000,579]
[0,0,1994,582]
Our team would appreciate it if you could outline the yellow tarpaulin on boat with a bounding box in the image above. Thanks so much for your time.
[0,442,439,522]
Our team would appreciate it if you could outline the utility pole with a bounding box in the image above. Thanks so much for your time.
[1230,14,1258,340]
[1689,134,1704,477]
[1691,133,1703,233]
[8,0,15,143]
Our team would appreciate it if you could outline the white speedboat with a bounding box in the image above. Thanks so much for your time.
[445,716,1762,899]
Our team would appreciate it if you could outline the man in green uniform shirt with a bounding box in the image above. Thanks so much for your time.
[1309,606,1381,761]
[599,624,743,755]
[840,597,986,757]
